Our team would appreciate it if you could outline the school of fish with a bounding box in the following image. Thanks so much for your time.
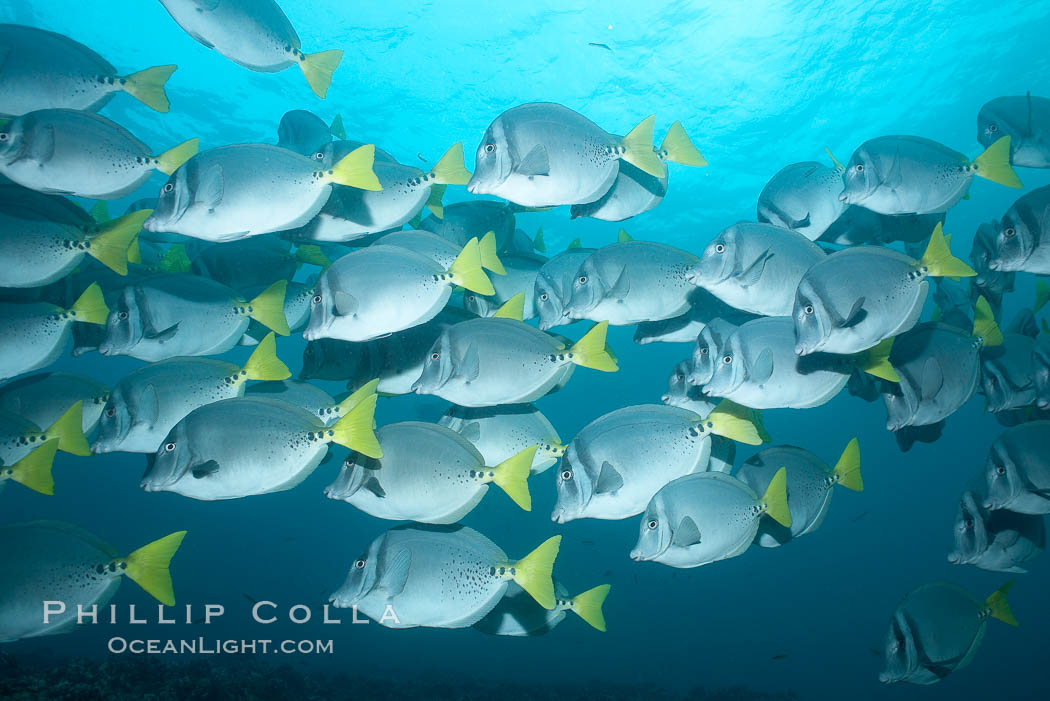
[1,1,1049,683]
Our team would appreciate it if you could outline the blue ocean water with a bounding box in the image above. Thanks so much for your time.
[1,1,1049,699]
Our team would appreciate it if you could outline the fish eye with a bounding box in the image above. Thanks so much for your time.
[804,305,814,315]
[539,293,549,301]
[0,133,7,142]
[963,518,974,529]
[854,164,864,172]
[430,352,440,360]
[647,519,658,530]
[162,183,174,193]
[714,243,725,254]
[164,442,176,452]
[996,465,1006,476]
[312,294,322,304]
[988,123,999,133]
[105,407,116,418]
[699,347,708,356]
[560,469,573,481]
[722,355,732,364]
[354,559,366,569]
[578,275,588,284]
[484,143,495,154]
[314,151,325,160]
[1003,227,1015,238]
[673,373,683,381]
[466,295,475,302]
[118,311,129,321]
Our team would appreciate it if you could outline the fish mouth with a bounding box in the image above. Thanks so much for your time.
[629,548,653,562]
[947,552,961,564]
[551,509,575,525]
[91,439,114,454]
[794,342,811,356]
[466,175,485,195]
[410,379,429,394]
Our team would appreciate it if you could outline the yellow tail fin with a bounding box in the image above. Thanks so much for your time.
[479,231,506,275]
[617,228,633,242]
[158,244,191,273]
[533,227,546,253]
[824,146,845,172]
[448,238,495,295]
[329,393,382,458]
[299,49,344,99]
[121,65,177,113]
[511,535,561,610]
[89,201,109,223]
[1034,280,1049,314]
[429,143,472,185]
[569,321,618,372]
[334,378,380,417]
[124,531,187,606]
[919,223,976,278]
[295,244,331,269]
[706,400,763,445]
[567,238,582,249]
[659,121,706,167]
[832,438,863,491]
[126,238,142,265]
[569,584,611,632]
[87,210,151,275]
[247,281,290,336]
[986,581,1019,626]
[155,138,199,176]
[619,115,663,177]
[328,144,382,191]
[43,401,90,456]
[65,283,108,325]
[761,467,792,528]
[329,114,346,140]
[857,337,900,382]
[973,136,1023,189]
[973,296,1004,347]
[5,439,59,495]
[425,183,446,218]
[489,445,536,511]
[493,292,525,321]
[241,332,291,381]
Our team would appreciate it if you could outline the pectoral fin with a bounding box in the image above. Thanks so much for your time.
[920,357,944,400]
[830,297,867,328]
[608,266,630,300]
[595,461,624,494]
[459,343,480,382]
[750,348,774,384]
[672,516,702,547]
[190,460,220,479]
[516,144,550,177]
[333,291,358,317]
[196,163,224,212]
[28,125,56,164]
[377,548,411,597]
[736,249,773,288]
[460,421,482,442]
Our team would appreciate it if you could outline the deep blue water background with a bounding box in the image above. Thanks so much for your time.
[2,1,1049,699]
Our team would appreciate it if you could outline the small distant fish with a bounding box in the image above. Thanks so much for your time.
[417,153,428,163]
[588,42,612,51]
[851,511,869,523]
[772,654,789,660]
[579,539,596,546]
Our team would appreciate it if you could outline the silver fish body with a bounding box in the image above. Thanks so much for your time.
[552,404,714,523]
[565,241,699,325]
[984,421,1050,514]
[688,222,824,317]
[534,247,595,330]
[757,161,846,240]
[949,491,1044,573]
[978,95,1050,168]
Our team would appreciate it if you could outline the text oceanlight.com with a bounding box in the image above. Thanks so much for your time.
[108,638,335,655]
